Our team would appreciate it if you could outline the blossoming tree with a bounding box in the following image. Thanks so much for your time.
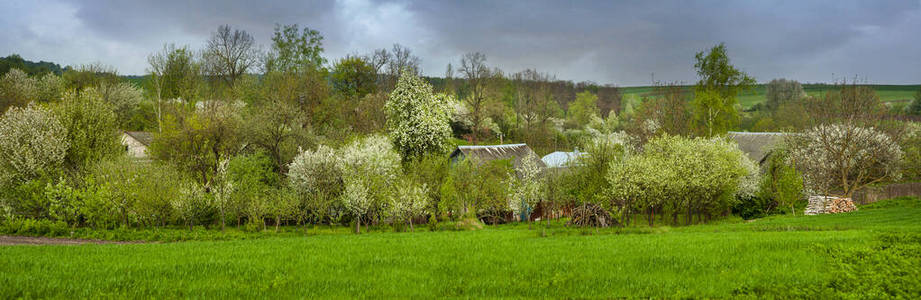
[385,70,452,160]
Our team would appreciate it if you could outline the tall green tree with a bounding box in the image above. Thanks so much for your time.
[692,43,755,137]
[265,24,326,74]
[567,91,600,127]
[331,55,377,99]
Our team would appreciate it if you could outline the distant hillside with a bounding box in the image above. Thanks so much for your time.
[620,84,921,109]
[3,54,915,111]
[0,54,65,76]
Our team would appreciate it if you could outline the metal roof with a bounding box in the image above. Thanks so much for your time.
[541,151,587,168]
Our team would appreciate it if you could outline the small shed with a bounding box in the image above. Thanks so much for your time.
[727,131,788,165]
[541,150,588,169]
[449,143,546,170]
[121,131,153,159]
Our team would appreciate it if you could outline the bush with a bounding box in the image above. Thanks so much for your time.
[134,163,184,227]
[442,159,513,224]
[757,147,805,215]
[53,88,121,173]
[173,182,215,231]
[288,135,402,233]
[227,152,280,227]
[0,217,69,236]
[0,104,68,192]
[606,135,752,226]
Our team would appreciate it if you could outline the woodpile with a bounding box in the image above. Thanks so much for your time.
[805,196,857,215]
[568,203,615,227]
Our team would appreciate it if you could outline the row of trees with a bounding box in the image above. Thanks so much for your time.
[1,22,918,232]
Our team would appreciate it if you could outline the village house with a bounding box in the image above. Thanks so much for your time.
[726,131,788,166]
[121,131,153,159]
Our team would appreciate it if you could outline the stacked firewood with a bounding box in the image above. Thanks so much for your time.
[568,203,614,227]
[805,196,857,215]
[824,197,857,214]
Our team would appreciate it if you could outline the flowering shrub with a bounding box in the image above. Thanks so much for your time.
[0,104,69,189]
[508,153,544,221]
[0,68,36,111]
[390,179,428,231]
[605,135,749,226]
[288,135,402,233]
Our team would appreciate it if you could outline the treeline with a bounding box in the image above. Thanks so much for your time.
[1,24,920,234]
[0,54,65,77]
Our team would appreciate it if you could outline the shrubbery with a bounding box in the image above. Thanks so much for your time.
[604,135,753,226]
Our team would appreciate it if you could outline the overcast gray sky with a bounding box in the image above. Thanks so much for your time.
[2,0,919,86]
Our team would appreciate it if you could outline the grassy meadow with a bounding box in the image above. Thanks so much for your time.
[2,197,919,298]
[621,84,920,109]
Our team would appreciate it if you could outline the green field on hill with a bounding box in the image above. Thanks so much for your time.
[2,197,919,298]
[621,84,920,109]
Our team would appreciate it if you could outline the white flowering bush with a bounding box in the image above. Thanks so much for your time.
[508,153,544,222]
[735,150,761,200]
[35,73,65,103]
[341,178,372,232]
[0,68,36,111]
[173,181,213,231]
[288,145,341,196]
[288,144,342,225]
[99,81,144,125]
[0,104,69,188]
[288,135,402,233]
[789,123,902,197]
[385,71,452,159]
[605,135,748,226]
[390,179,429,231]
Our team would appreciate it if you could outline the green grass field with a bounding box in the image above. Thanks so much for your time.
[621,84,920,109]
[2,197,920,298]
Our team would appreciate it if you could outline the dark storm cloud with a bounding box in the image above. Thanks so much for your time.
[1,0,919,85]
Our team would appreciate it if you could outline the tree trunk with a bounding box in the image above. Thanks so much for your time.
[409,219,414,232]
[649,207,654,227]
[220,207,226,232]
[355,218,361,234]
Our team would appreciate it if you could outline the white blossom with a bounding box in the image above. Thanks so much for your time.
[0,104,69,187]
[789,123,902,196]
[385,71,452,158]
[508,153,544,217]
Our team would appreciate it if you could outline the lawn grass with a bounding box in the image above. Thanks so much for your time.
[2,197,919,298]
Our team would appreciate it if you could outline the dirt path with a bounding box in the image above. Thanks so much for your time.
[0,235,138,246]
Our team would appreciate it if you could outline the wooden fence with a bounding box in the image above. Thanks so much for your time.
[852,182,921,204]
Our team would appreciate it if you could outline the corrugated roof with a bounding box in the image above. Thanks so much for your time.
[123,131,154,146]
[541,151,587,168]
[450,143,546,169]
[727,131,788,164]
